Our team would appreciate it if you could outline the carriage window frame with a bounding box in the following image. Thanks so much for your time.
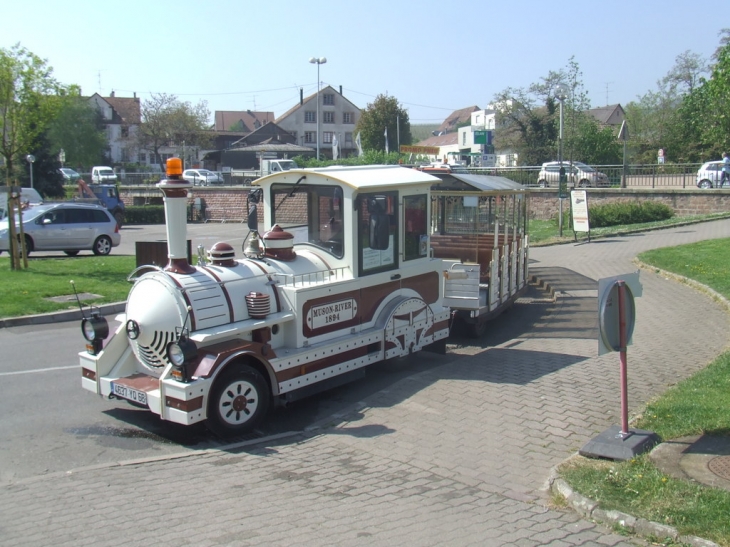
[357,190,399,277]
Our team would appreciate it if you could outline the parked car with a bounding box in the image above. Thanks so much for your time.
[537,161,610,188]
[0,187,44,220]
[696,161,726,188]
[91,166,118,184]
[0,202,121,256]
[59,168,81,182]
[183,169,224,186]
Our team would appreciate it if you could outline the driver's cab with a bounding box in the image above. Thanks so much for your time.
[255,165,441,281]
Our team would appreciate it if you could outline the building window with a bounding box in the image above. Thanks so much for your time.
[462,132,466,145]
[138,152,146,163]
[121,126,129,138]
[323,111,335,124]
[345,132,353,144]
[323,93,334,106]
[343,112,354,124]
[305,111,316,123]
[305,131,316,143]
[323,132,334,144]
[121,148,130,162]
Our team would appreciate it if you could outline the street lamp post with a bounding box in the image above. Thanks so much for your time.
[309,56,327,160]
[26,154,36,189]
[554,83,569,236]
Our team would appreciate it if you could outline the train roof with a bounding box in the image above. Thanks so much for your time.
[429,172,526,193]
[255,165,440,191]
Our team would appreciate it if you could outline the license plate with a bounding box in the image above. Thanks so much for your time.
[112,383,148,406]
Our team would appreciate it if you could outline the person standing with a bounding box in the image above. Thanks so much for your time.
[721,152,730,187]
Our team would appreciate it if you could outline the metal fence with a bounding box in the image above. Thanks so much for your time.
[467,163,705,189]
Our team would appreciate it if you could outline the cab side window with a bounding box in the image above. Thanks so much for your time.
[358,191,398,276]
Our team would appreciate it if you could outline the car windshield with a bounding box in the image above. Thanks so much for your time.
[279,161,297,171]
[100,169,114,175]
[198,170,213,176]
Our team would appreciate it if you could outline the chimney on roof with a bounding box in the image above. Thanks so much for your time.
[133,92,136,98]
[110,90,115,97]
[339,85,342,95]
[300,88,303,106]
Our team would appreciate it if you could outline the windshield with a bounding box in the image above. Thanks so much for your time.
[100,169,114,176]
[279,161,297,171]
[271,183,344,258]
[574,163,595,172]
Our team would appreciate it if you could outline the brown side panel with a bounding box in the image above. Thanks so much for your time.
[359,280,400,323]
[401,271,440,304]
[191,338,275,378]
[275,346,369,383]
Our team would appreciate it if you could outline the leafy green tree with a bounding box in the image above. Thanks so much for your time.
[568,114,621,165]
[19,127,64,197]
[0,44,64,184]
[354,94,411,153]
[137,93,212,170]
[47,91,107,169]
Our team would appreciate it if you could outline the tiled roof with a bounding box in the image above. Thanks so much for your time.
[586,104,624,125]
[104,96,141,124]
[214,111,275,132]
[415,133,459,147]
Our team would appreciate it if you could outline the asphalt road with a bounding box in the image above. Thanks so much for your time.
[0,275,558,484]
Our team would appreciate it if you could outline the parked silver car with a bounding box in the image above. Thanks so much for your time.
[696,161,726,188]
[537,161,610,188]
[183,169,224,186]
[0,202,121,256]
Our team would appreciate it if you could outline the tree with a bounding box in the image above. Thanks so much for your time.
[662,50,709,95]
[354,94,411,153]
[47,92,107,169]
[137,93,212,170]
[568,114,621,165]
[0,44,64,184]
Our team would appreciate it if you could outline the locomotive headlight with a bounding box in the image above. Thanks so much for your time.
[81,313,109,355]
[166,338,198,382]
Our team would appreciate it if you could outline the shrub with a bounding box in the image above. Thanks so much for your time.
[559,200,674,228]
[125,205,165,225]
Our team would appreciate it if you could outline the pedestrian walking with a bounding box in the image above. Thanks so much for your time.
[721,152,730,187]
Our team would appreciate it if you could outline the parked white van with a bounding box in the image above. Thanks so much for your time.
[90,166,118,183]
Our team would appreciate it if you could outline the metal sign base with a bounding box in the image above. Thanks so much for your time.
[579,425,660,461]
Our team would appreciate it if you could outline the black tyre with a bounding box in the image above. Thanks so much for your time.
[206,364,270,437]
[698,180,713,189]
[64,250,80,256]
[21,235,33,255]
[538,180,547,188]
[92,235,112,256]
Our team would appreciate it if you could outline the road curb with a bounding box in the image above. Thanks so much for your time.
[0,301,126,329]
[549,476,720,547]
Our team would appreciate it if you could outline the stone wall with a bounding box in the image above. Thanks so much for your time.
[121,186,730,223]
[529,188,730,220]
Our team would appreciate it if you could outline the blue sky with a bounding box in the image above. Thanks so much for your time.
[3,0,726,124]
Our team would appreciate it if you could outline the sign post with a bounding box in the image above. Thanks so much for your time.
[570,189,590,242]
[580,272,659,461]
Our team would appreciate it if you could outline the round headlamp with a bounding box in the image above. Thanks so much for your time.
[166,338,198,366]
[81,315,109,342]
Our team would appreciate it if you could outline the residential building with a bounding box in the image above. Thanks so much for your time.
[87,92,141,165]
[214,110,274,132]
[586,104,625,128]
[276,86,361,158]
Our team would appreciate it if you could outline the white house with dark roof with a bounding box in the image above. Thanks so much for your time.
[88,92,141,164]
[586,104,625,127]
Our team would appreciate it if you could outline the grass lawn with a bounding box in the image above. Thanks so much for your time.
[0,255,136,318]
[558,237,730,547]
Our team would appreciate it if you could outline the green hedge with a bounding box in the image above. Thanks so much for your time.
[562,200,674,228]
[125,205,166,225]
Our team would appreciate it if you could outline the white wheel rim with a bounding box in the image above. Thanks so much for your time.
[218,379,259,426]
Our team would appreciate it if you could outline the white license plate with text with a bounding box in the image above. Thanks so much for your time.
[112,383,148,405]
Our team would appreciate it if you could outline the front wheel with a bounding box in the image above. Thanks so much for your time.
[206,364,270,437]
[698,179,713,189]
[578,180,590,188]
[92,235,112,256]
[537,179,547,188]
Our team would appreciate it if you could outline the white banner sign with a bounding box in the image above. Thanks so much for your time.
[307,298,357,329]
[571,190,590,233]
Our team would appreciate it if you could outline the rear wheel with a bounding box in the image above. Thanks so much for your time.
[206,364,270,437]
[578,179,590,188]
[92,235,112,256]
[538,179,547,188]
[698,179,713,189]
[467,318,488,339]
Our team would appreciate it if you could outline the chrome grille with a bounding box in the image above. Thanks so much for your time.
[136,330,176,369]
